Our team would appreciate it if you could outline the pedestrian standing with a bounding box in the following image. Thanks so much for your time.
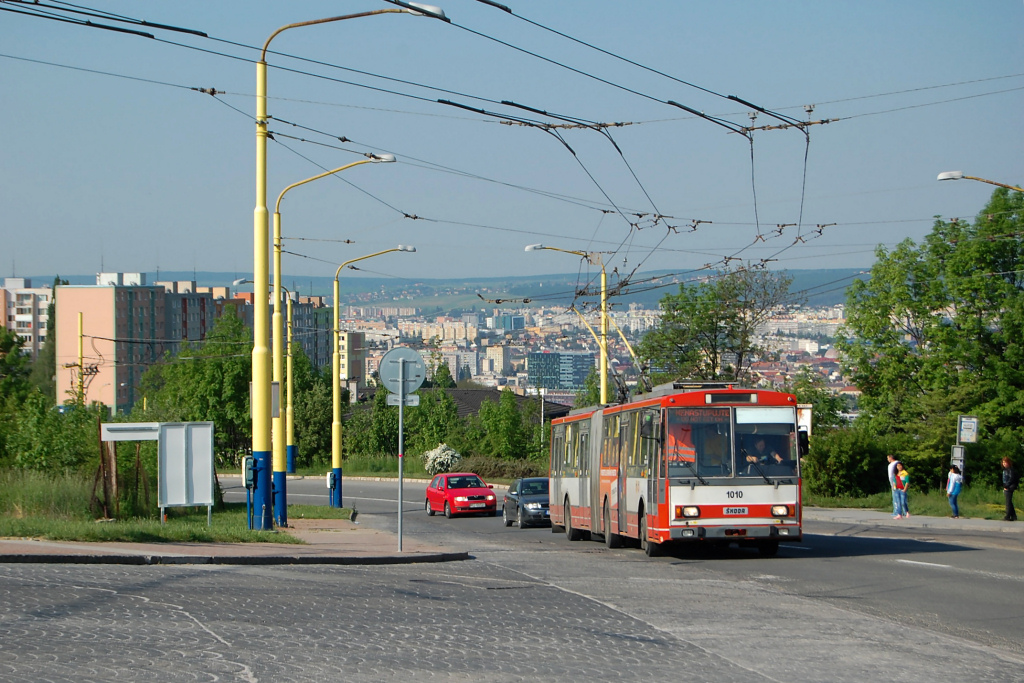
[894,462,910,518]
[946,465,963,519]
[1002,457,1019,521]
[886,454,900,518]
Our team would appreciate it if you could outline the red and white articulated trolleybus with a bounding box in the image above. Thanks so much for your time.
[549,382,808,557]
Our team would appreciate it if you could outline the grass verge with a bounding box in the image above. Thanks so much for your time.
[803,485,1016,520]
[1,468,353,544]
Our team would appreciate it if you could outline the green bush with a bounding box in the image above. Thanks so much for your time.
[803,426,912,497]
[458,455,546,481]
[2,393,104,472]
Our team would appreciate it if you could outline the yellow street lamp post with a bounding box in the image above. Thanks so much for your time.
[525,244,609,405]
[937,171,1023,193]
[252,3,447,529]
[234,278,298,525]
[331,246,417,507]
[272,155,395,526]
[285,294,295,475]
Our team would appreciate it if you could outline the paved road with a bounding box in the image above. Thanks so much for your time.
[2,477,1017,682]
[275,477,1024,660]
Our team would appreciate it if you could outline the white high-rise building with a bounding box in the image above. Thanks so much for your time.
[1,277,52,359]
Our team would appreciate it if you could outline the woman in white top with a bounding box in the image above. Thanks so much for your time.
[946,465,963,518]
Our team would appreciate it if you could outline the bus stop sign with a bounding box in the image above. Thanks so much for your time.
[379,347,426,395]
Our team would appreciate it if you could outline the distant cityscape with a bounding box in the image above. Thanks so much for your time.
[3,272,856,413]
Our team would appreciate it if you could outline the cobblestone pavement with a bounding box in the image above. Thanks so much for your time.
[0,562,763,682]
[4,547,1024,683]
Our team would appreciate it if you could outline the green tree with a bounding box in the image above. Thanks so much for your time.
[289,343,320,395]
[293,379,332,467]
[574,366,601,408]
[0,328,32,402]
[639,268,792,384]
[432,362,455,389]
[477,388,536,460]
[137,306,252,460]
[3,391,105,472]
[838,188,1024,487]
[366,387,399,456]
[406,388,464,455]
[786,366,846,431]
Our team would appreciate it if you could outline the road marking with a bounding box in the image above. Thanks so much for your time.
[897,559,952,569]
[780,544,812,550]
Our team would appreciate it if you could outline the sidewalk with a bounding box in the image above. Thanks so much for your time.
[1,504,1018,566]
[0,517,469,566]
[804,506,1023,534]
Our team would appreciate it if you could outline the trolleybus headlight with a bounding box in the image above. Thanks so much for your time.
[771,505,790,517]
[675,505,701,518]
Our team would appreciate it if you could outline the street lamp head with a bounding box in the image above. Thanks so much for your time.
[525,244,545,252]
[232,278,252,286]
[368,153,397,163]
[397,245,417,253]
[397,2,448,21]
[937,171,964,182]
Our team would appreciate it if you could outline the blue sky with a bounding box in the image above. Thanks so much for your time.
[1,1,1021,291]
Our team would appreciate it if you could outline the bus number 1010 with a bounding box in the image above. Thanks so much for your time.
[726,491,744,499]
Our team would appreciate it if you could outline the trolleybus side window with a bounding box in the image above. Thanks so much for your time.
[602,415,620,468]
[734,407,799,478]
[665,407,733,478]
[579,431,590,476]
[551,426,565,476]
[564,424,576,473]
[624,411,644,477]
[639,411,657,476]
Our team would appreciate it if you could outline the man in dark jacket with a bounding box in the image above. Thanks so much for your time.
[1002,457,1019,521]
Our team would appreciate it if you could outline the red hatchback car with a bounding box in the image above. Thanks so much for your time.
[425,472,498,518]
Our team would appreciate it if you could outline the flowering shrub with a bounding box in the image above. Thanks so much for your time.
[421,443,462,475]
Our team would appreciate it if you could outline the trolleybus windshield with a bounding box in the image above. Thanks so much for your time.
[665,406,799,479]
[665,407,732,478]
[735,407,799,478]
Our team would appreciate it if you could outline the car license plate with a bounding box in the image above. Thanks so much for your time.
[470,503,484,508]
[724,507,748,515]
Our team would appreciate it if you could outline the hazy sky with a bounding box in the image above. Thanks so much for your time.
[2,1,1021,293]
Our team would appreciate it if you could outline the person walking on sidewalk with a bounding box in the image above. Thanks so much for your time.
[887,454,900,518]
[1002,458,1019,521]
[946,465,963,519]
[894,462,910,519]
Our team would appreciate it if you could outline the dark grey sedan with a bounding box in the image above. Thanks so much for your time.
[502,477,551,528]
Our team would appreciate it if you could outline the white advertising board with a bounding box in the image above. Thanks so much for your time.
[157,422,215,508]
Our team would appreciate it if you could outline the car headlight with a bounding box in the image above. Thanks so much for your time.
[675,505,700,518]
[455,496,468,502]
[525,502,541,510]
[486,495,495,501]
[771,505,790,517]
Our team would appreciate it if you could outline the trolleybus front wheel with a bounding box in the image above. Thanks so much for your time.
[639,509,661,557]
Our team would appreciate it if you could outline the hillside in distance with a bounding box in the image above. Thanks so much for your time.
[38,268,865,312]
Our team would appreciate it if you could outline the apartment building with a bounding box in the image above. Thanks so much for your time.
[56,273,174,411]
[1,277,52,359]
[526,351,596,391]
